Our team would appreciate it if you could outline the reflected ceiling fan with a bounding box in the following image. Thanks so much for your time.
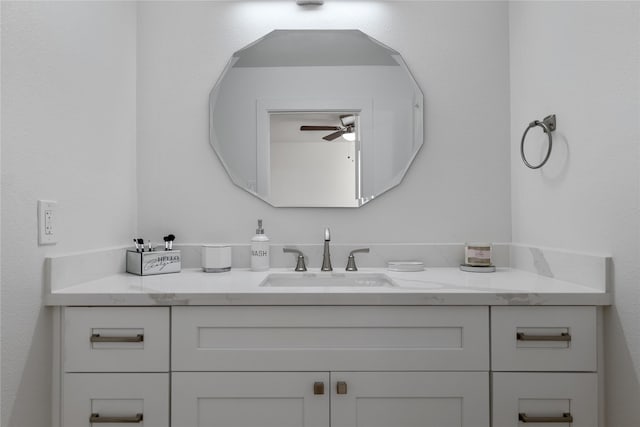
[300,115,356,141]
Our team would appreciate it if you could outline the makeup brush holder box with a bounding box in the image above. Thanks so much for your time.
[126,249,181,276]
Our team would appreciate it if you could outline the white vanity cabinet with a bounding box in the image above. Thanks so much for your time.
[171,306,490,427]
[172,371,489,427]
[58,307,170,427]
[54,305,601,427]
[491,306,599,426]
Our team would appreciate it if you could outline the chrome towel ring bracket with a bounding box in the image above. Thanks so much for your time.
[520,114,557,169]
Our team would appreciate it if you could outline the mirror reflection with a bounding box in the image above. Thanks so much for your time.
[270,112,361,207]
[209,30,423,207]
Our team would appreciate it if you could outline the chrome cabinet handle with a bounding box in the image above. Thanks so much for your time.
[516,332,571,342]
[336,381,348,395]
[90,334,144,343]
[90,413,143,423]
[519,412,573,423]
[313,382,325,395]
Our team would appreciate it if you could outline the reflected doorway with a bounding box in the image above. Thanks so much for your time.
[269,112,362,207]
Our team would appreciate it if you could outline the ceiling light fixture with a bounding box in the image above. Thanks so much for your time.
[342,132,356,142]
[297,0,324,5]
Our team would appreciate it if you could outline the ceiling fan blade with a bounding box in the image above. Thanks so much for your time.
[323,130,345,141]
[300,125,341,131]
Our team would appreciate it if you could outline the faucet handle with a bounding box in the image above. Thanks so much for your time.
[283,248,307,272]
[345,248,370,271]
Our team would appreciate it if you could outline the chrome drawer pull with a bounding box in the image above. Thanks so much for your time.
[519,412,573,423]
[90,413,143,423]
[90,334,144,343]
[516,332,571,342]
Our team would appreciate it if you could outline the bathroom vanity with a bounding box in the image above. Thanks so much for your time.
[47,261,609,427]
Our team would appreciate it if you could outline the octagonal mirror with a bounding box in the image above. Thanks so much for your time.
[209,30,423,207]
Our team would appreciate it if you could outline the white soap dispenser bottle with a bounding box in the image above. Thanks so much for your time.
[251,219,270,271]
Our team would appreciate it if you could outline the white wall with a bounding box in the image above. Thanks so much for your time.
[0,2,138,426]
[1,4,4,423]
[509,2,640,425]
[136,1,511,245]
[271,141,358,207]
[22,2,640,425]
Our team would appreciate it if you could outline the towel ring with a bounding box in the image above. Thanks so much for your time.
[520,114,557,169]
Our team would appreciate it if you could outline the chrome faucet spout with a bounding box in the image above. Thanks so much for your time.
[321,227,332,271]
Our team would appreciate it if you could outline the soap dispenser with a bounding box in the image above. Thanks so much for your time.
[251,219,270,271]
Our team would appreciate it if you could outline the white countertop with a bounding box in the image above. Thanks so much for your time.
[45,267,610,306]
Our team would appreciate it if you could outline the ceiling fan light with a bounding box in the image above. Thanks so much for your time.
[342,132,356,142]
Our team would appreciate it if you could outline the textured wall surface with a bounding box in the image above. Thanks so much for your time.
[1,3,138,426]
[136,1,511,245]
[509,2,640,425]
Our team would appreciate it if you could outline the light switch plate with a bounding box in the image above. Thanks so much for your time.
[38,200,57,245]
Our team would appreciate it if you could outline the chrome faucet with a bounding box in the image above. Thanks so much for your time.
[283,248,307,271]
[345,248,370,271]
[321,227,332,271]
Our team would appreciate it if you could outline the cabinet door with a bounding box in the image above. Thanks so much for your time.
[331,372,489,427]
[63,373,169,427]
[172,372,330,427]
[493,372,597,427]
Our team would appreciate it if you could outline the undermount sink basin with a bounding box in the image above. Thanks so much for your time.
[260,273,396,288]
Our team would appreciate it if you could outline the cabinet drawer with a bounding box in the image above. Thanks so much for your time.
[172,306,489,371]
[493,372,597,427]
[64,307,169,372]
[63,373,169,427]
[491,306,596,372]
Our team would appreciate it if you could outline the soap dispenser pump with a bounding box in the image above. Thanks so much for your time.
[250,219,270,271]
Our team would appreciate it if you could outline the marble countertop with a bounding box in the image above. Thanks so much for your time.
[45,267,610,306]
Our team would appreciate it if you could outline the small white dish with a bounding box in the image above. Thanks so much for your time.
[387,261,424,272]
